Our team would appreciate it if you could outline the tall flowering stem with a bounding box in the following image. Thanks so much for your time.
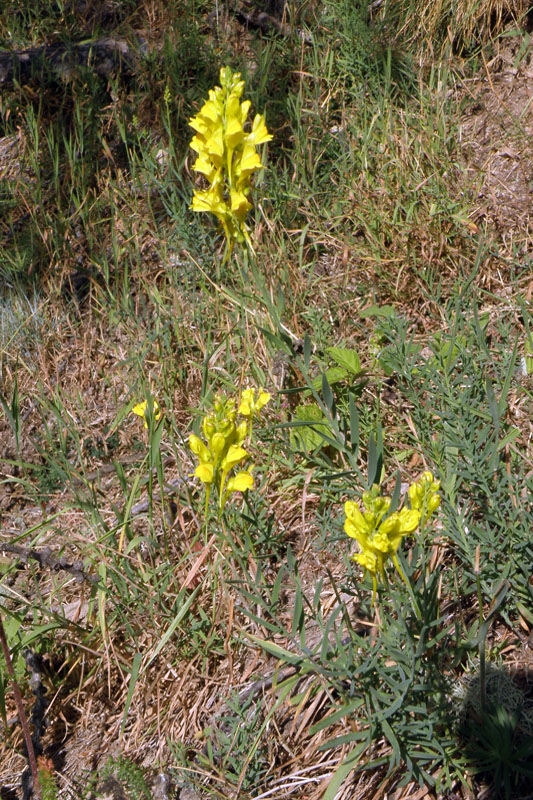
[189,388,271,520]
[344,472,440,610]
[189,67,273,259]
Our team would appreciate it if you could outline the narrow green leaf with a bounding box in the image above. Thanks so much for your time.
[485,376,500,431]
[388,471,402,514]
[271,566,287,607]
[244,634,302,665]
[309,698,365,734]
[322,739,369,800]
[321,372,335,413]
[381,718,401,766]
[304,332,312,371]
[292,585,304,639]
[121,652,142,736]
[367,432,382,487]
[144,586,200,670]
[349,394,359,456]
[496,426,521,450]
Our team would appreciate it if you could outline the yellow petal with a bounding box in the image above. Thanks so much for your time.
[210,432,226,456]
[132,400,160,428]
[397,507,420,533]
[353,549,378,574]
[256,389,271,411]
[238,388,254,417]
[230,189,251,221]
[248,114,273,145]
[132,401,147,419]
[221,444,248,470]
[235,143,262,179]
[239,99,252,125]
[205,128,224,166]
[235,420,248,443]
[225,116,245,148]
[344,501,368,529]
[192,156,216,181]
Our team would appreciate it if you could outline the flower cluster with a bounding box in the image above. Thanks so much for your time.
[189,388,271,515]
[131,399,161,429]
[344,472,440,603]
[189,66,273,257]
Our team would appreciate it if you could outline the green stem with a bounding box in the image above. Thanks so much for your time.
[392,554,421,620]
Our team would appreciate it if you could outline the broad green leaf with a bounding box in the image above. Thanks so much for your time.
[326,346,361,375]
[360,304,396,319]
[290,404,327,451]
[311,366,348,390]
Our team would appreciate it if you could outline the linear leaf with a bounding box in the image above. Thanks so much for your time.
[121,652,142,736]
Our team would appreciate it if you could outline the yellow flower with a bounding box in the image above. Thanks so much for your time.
[189,433,210,462]
[132,399,161,428]
[345,482,426,602]
[221,444,249,471]
[189,67,272,257]
[344,500,372,542]
[195,462,214,484]
[238,387,271,418]
[190,390,268,517]
[248,113,273,145]
[226,470,254,494]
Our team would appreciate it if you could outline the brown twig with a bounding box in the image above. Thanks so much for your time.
[0,542,100,585]
[0,613,42,799]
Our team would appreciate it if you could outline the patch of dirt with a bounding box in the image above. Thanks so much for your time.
[459,35,533,249]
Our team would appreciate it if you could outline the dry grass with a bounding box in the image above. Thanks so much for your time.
[1,2,532,799]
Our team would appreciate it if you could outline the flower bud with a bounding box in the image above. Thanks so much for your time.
[210,432,226,456]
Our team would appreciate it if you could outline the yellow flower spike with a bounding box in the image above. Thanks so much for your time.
[189,67,272,257]
[132,399,161,429]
